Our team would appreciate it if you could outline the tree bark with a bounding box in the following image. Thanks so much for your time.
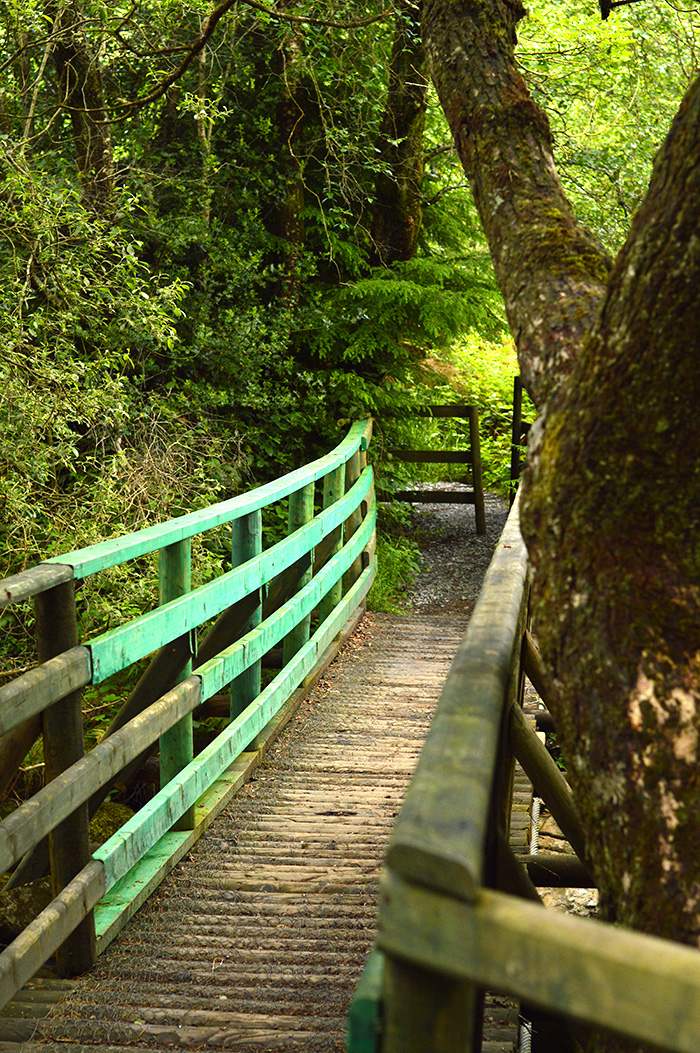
[50,0,114,210]
[422,0,700,1041]
[258,12,306,306]
[369,0,429,266]
[521,75,700,946]
[422,0,611,406]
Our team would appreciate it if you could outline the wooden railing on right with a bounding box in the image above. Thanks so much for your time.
[348,495,700,1053]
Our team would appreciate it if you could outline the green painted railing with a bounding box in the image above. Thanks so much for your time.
[0,419,376,1006]
[349,494,700,1053]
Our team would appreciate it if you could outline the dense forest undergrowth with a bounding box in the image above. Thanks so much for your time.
[0,0,697,800]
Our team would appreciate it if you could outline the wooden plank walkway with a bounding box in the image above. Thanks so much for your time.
[7,611,490,1052]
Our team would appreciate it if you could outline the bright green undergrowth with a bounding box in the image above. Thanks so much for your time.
[368,504,422,613]
[376,334,535,498]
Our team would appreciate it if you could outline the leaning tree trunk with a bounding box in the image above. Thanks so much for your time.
[422,0,700,1047]
[369,0,429,266]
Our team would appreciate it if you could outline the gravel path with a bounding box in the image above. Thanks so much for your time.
[399,484,510,617]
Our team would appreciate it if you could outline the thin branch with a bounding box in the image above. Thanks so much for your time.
[21,35,54,150]
[422,180,469,205]
[236,0,392,28]
[600,0,647,19]
[113,0,391,116]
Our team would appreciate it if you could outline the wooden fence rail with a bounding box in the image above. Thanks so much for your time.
[385,404,486,534]
[348,494,700,1053]
[0,419,376,1007]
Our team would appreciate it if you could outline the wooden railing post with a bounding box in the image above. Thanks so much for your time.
[230,510,263,720]
[318,465,345,623]
[468,406,486,535]
[158,539,195,830]
[344,450,363,589]
[383,954,478,1053]
[510,376,523,505]
[33,580,96,977]
[384,406,485,534]
[282,483,315,664]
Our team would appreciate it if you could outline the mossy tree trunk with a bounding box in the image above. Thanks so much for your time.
[423,0,700,1046]
[370,0,429,266]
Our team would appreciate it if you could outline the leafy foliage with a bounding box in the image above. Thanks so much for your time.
[0,0,695,668]
[519,0,700,248]
[368,503,422,612]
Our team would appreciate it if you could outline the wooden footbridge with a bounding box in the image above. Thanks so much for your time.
[2,418,700,1053]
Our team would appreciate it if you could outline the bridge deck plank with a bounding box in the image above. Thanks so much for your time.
[4,609,525,1052]
[13,613,479,1052]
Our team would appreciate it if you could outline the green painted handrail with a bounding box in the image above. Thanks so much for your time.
[89,466,374,681]
[44,419,372,579]
[0,420,376,1006]
[0,495,376,880]
[94,556,376,891]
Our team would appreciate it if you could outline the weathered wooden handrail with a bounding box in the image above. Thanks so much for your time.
[0,419,376,1005]
[349,492,700,1053]
[384,500,527,900]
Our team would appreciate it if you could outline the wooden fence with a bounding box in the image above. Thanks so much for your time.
[0,419,376,1008]
[510,376,531,504]
[348,494,700,1053]
[386,404,486,534]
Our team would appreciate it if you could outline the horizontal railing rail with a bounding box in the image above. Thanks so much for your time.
[382,404,486,534]
[349,493,700,1053]
[0,419,376,1007]
[1,420,371,596]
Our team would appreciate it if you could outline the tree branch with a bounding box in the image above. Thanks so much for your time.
[114,0,392,117]
[422,0,612,406]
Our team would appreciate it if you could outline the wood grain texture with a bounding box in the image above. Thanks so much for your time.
[229,511,263,720]
[509,703,588,866]
[282,483,315,665]
[379,871,700,1053]
[391,490,477,505]
[0,679,201,877]
[29,611,465,1053]
[388,450,473,464]
[0,862,105,1012]
[88,466,374,682]
[94,564,375,893]
[196,500,375,702]
[0,564,73,609]
[158,540,194,831]
[34,581,95,977]
[0,648,91,737]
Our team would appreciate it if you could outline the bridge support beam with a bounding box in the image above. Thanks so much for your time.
[230,510,263,720]
[282,483,315,664]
